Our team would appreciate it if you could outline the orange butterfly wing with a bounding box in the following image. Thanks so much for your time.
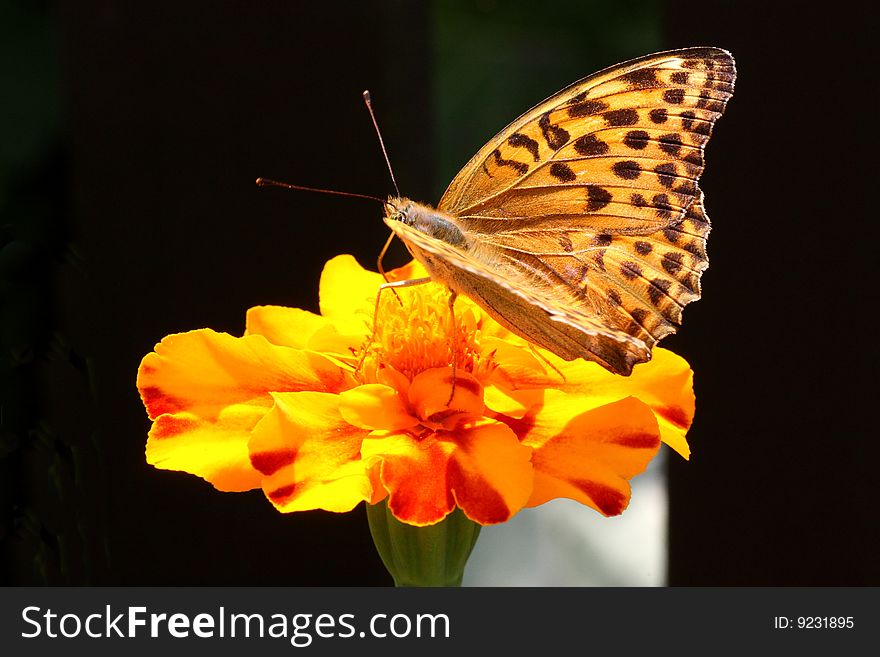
[435,47,734,365]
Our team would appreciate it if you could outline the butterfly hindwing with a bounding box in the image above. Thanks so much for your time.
[384,217,650,374]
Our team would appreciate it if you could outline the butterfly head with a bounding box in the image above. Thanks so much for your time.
[384,197,416,226]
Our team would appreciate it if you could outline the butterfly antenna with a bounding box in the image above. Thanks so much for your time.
[362,90,401,198]
[255,178,391,209]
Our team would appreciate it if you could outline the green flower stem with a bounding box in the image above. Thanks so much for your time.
[366,501,481,587]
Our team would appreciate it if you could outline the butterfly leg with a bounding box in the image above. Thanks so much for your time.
[355,276,433,376]
[376,231,402,304]
[527,343,567,384]
[446,290,459,406]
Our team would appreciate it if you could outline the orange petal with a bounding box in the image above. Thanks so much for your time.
[548,347,695,459]
[245,305,355,356]
[526,395,660,516]
[137,329,354,421]
[361,432,455,526]
[375,364,411,396]
[249,391,372,513]
[447,421,533,525]
[146,404,265,491]
[408,368,484,424]
[339,384,419,431]
[362,420,532,526]
[385,259,427,282]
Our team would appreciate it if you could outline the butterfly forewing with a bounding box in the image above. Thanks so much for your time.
[439,47,734,234]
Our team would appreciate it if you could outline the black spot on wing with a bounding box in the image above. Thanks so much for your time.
[649,108,668,124]
[661,252,684,275]
[620,261,642,280]
[508,133,540,161]
[663,88,686,104]
[647,278,672,305]
[585,185,612,212]
[574,134,609,156]
[662,228,680,243]
[619,68,660,89]
[682,152,703,168]
[654,163,677,188]
[603,109,639,127]
[612,160,641,180]
[492,149,528,175]
[658,133,683,156]
[683,240,706,259]
[549,162,576,182]
[539,113,570,150]
[652,194,673,219]
[568,98,609,118]
[623,130,650,150]
[679,110,701,133]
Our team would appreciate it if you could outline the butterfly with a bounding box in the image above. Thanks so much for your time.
[381,47,736,375]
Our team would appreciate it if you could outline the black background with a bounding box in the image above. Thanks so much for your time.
[2,1,877,585]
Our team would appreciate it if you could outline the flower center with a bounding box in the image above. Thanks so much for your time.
[357,283,489,384]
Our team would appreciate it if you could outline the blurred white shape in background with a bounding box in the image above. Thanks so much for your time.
[463,455,667,586]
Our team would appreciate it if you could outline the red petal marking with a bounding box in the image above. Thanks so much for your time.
[448,458,511,524]
[439,374,482,397]
[267,483,297,503]
[151,414,199,439]
[570,479,627,516]
[250,448,298,476]
[383,442,455,525]
[657,405,690,429]
[610,432,661,449]
[140,386,186,417]
[492,411,536,441]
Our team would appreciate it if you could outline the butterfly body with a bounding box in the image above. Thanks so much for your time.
[385,47,735,375]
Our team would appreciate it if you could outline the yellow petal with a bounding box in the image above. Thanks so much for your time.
[138,329,354,421]
[318,254,383,323]
[146,404,265,491]
[547,347,695,458]
[481,336,545,384]
[245,305,356,358]
[526,396,660,516]
[339,384,419,431]
[245,305,329,348]
[483,384,544,419]
[249,391,372,513]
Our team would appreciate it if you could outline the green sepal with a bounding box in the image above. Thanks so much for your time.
[366,500,481,587]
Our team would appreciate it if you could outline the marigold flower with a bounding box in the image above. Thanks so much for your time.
[137,255,695,527]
